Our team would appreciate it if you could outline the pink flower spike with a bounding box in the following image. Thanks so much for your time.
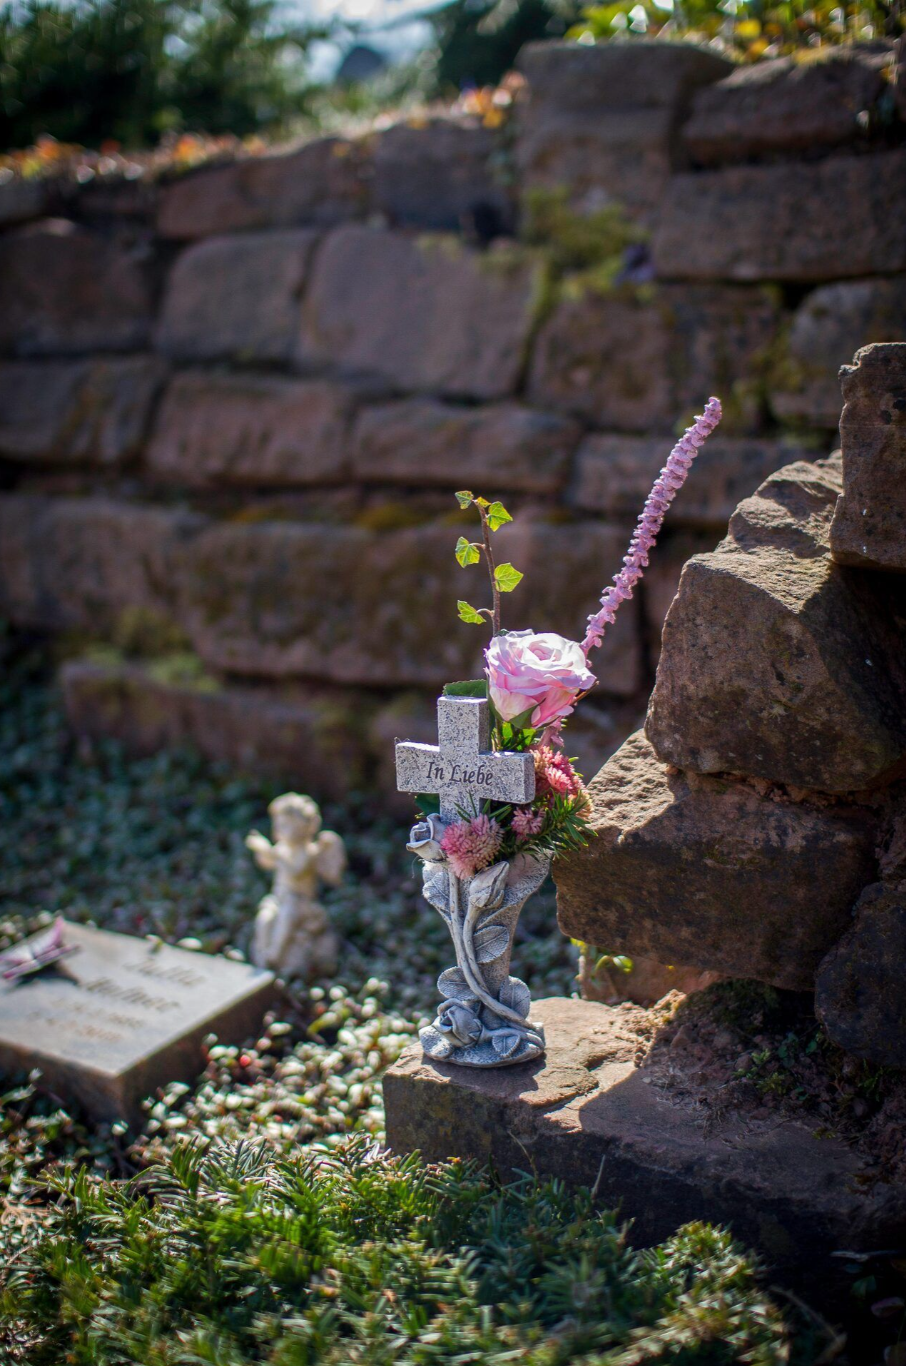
[582,398,722,657]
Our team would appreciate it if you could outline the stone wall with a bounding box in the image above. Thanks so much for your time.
[1,39,903,798]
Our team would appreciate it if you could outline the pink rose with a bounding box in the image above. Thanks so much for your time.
[486,630,596,729]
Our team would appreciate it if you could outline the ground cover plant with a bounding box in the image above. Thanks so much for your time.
[4,1137,830,1364]
[0,639,846,1361]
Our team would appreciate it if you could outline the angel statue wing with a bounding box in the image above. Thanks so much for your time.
[315,830,347,886]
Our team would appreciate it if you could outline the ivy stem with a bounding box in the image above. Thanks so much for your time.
[477,502,501,638]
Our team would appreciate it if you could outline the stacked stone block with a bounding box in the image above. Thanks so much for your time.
[555,343,906,1066]
[0,39,903,801]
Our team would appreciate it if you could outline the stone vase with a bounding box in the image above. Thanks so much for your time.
[414,846,550,1069]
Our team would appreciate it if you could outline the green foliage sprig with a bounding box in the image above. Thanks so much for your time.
[454,490,523,639]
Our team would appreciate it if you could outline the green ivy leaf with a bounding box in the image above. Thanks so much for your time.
[455,537,481,568]
[457,600,486,625]
[487,501,512,531]
[494,562,523,593]
[454,491,473,509]
[443,679,488,698]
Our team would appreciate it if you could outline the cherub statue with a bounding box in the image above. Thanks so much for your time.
[246,793,346,980]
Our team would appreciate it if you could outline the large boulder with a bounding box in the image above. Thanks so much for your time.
[0,219,154,356]
[571,433,814,530]
[815,881,906,1067]
[682,46,894,165]
[296,226,541,400]
[157,137,368,239]
[830,342,906,573]
[172,517,643,692]
[646,456,906,792]
[527,284,777,433]
[516,41,730,220]
[146,371,355,486]
[155,230,318,364]
[653,151,906,282]
[372,118,512,232]
[641,529,717,664]
[350,398,579,494]
[770,278,906,428]
[554,730,877,990]
[0,356,166,466]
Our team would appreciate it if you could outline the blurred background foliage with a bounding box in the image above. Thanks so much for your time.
[0,0,329,149]
[0,0,902,152]
[568,0,903,61]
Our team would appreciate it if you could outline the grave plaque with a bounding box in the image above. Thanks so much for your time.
[0,922,276,1125]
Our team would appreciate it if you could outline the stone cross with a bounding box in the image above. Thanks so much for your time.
[396,695,534,823]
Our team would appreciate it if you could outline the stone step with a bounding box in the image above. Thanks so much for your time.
[383,996,906,1318]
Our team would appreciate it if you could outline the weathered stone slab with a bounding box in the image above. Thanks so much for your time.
[60,660,370,798]
[0,921,274,1124]
[0,219,154,356]
[172,517,642,693]
[350,398,579,493]
[647,457,906,792]
[571,433,812,529]
[0,356,166,466]
[157,137,368,239]
[553,731,877,989]
[384,996,905,1307]
[816,881,906,1068]
[830,342,906,572]
[653,151,906,282]
[516,107,674,220]
[146,371,354,485]
[517,39,731,112]
[770,278,906,428]
[296,226,540,400]
[156,230,318,364]
[0,175,50,226]
[0,494,197,635]
[76,175,160,222]
[515,40,729,219]
[373,117,511,231]
[682,46,893,165]
[527,284,777,432]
